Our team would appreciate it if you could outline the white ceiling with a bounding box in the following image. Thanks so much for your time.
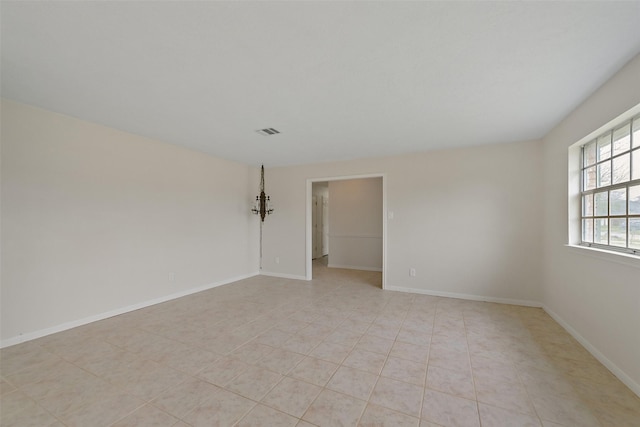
[2,1,640,167]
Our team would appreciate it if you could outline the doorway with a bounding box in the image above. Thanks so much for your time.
[306,174,387,289]
[312,182,329,262]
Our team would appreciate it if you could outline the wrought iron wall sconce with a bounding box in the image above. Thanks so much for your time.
[252,164,273,270]
[251,165,273,222]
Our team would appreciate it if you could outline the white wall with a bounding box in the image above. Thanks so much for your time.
[1,99,259,345]
[328,178,382,271]
[541,54,640,394]
[261,140,543,304]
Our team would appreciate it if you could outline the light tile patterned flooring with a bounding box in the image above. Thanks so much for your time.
[2,260,639,426]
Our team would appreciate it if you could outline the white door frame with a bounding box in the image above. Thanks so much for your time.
[305,173,387,289]
[311,195,322,259]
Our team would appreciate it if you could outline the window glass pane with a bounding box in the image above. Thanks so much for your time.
[610,188,626,216]
[612,122,631,155]
[610,218,627,247]
[594,191,608,216]
[612,153,630,184]
[583,218,593,242]
[580,115,640,253]
[583,141,597,167]
[595,218,608,244]
[584,166,596,191]
[597,162,611,187]
[583,194,593,217]
[597,133,611,161]
[630,184,640,215]
[630,218,640,249]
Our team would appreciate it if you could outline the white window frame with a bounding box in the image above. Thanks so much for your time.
[580,118,640,255]
[568,103,640,261]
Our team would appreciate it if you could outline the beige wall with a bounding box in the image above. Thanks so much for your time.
[1,99,259,345]
[542,54,640,394]
[261,140,543,305]
[328,178,382,271]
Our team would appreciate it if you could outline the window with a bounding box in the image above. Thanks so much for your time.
[580,115,640,255]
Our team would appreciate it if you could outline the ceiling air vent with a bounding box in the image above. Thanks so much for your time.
[256,128,281,136]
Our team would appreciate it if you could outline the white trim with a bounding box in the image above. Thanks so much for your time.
[382,174,387,290]
[306,173,387,289]
[306,180,313,281]
[565,244,640,269]
[328,234,382,239]
[308,173,389,182]
[569,102,640,150]
[0,272,259,349]
[260,271,308,281]
[327,264,383,272]
[385,283,640,398]
[543,305,640,398]
[568,102,640,246]
[385,285,542,308]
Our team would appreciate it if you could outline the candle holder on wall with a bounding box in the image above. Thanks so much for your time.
[251,165,274,222]
[251,164,273,270]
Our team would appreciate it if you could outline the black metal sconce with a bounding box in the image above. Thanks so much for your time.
[251,165,273,222]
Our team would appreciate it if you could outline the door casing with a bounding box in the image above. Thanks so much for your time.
[305,173,387,289]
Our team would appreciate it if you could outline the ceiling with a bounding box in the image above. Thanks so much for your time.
[2,1,640,167]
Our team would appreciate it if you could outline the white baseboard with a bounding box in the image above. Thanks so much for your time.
[385,285,640,397]
[260,271,308,281]
[543,305,640,398]
[384,285,542,308]
[327,264,383,272]
[0,272,259,349]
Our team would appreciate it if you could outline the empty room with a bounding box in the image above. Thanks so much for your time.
[1,1,640,426]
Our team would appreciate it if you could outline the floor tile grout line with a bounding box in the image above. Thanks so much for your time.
[11,341,168,425]
[356,294,416,422]
[3,262,639,426]
[513,311,553,427]
[461,304,483,427]
[418,297,436,422]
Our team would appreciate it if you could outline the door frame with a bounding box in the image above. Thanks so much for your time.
[311,194,323,260]
[305,173,387,289]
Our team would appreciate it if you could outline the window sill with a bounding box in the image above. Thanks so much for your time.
[565,244,640,269]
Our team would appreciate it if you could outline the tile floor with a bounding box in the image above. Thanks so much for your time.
[1,260,639,426]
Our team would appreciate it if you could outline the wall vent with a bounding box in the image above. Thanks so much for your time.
[256,128,281,136]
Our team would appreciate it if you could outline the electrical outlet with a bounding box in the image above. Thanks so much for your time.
[168,272,176,282]
[409,268,416,277]
[275,257,280,264]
